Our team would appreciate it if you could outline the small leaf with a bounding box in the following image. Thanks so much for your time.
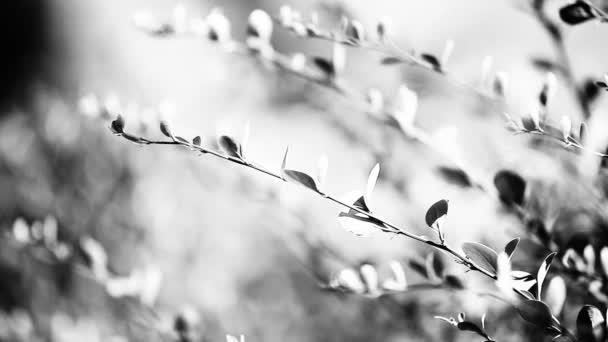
[559,1,597,25]
[462,242,498,275]
[437,166,472,187]
[381,56,404,65]
[110,115,125,134]
[600,247,608,276]
[283,169,319,192]
[365,164,380,205]
[218,135,242,159]
[531,58,560,73]
[425,252,444,280]
[576,305,606,342]
[192,136,202,146]
[160,120,173,138]
[425,199,448,228]
[504,238,520,259]
[421,53,441,71]
[408,259,428,278]
[457,321,487,338]
[544,276,566,316]
[312,57,335,78]
[494,170,526,206]
[537,252,556,300]
[517,300,554,328]
[444,275,465,289]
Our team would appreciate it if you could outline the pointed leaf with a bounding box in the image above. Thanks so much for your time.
[504,238,520,259]
[437,166,472,187]
[537,252,556,300]
[462,242,498,275]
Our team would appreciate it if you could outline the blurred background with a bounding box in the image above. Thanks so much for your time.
[2,0,608,341]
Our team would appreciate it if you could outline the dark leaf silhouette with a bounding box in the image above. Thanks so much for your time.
[110,115,125,134]
[437,167,472,187]
[312,57,335,78]
[559,1,597,25]
[425,199,448,227]
[420,53,441,72]
[494,170,526,206]
[504,238,520,259]
[218,135,242,159]
[380,57,404,65]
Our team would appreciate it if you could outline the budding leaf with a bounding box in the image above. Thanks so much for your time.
[110,115,125,134]
[218,135,242,159]
[494,170,526,206]
[576,305,606,342]
[504,238,520,259]
[425,199,448,228]
[559,1,597,25]
[517,300,554,328]
[421,53,441,72]
[192,136,202,146]
[462,242,498,275]
[160,121,173,138]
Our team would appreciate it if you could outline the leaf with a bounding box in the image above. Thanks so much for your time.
[517,300,554,328]
[281,146,289,171]
[192,136,202,146]
[457,321,487,338]
[537,252,556,300]
[312,57,335,78]
[559,1,597,25]
[160,120,173,138]
[425,199,449,228]
[408,259,428,278]
[600,247,608,276]
[381,56,404,65]
[544,276,566,316]
[444,275,465,289]
[504,238,520,259]
[218,135,242,159]
[337,212,380,237]
[494,170,526,206]
[425,252,444,280]
[283,169,319,192]
[462,242,498,275]
[437,166,472,187]
[531,57,560,73]
[365,164,380,205]
[420,53,441,71]
[576,305,606,342]
[110,115,125,134]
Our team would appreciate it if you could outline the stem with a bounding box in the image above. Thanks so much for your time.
[532,0,592,119]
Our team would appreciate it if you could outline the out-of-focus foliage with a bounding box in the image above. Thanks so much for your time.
[4,0,608,342]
